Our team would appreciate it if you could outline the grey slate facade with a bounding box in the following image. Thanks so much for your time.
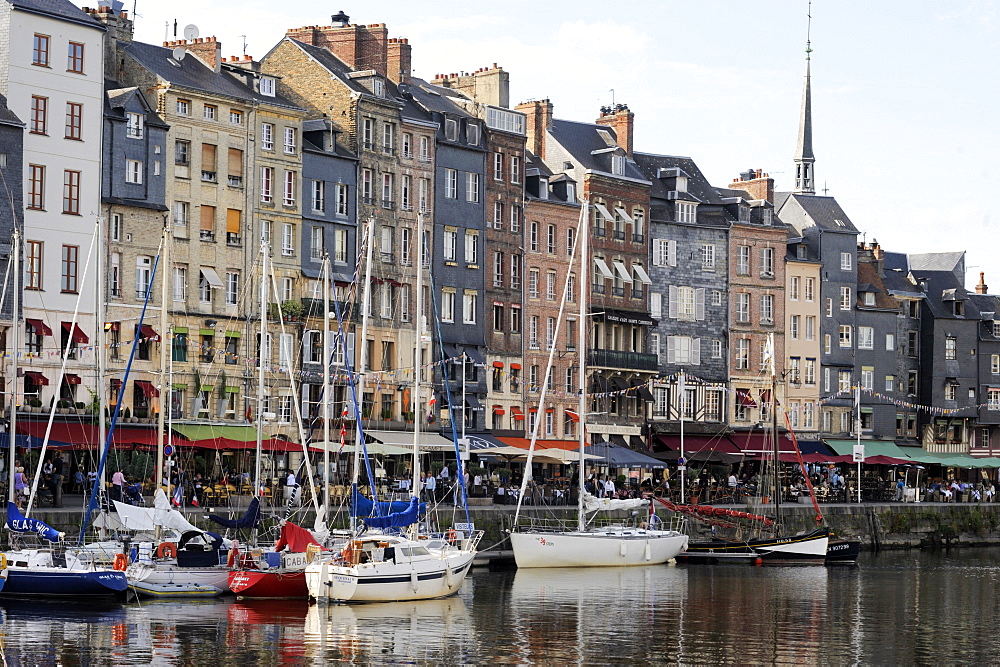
[633,152,730,436]
[0,93,22,323]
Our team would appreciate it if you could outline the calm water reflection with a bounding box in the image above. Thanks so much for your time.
[2,549,1000,664]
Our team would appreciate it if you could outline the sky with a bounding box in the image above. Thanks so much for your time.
[120,0,1000,289]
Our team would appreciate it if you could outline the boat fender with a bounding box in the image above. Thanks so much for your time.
[620,541,628,558]
[113,553,129,571]
[0,553,6,570]
[410,568,419,593]
[644,543,652,561]
[156,542,178,559]
[445,564,454,588]
[445,528,457,544]
[227,548,239,568]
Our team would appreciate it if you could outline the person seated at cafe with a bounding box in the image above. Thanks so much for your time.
[941,485,954,502]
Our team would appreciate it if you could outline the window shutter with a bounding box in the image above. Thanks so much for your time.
[226,208,241,234]
[668,286,679,319]
[666,336,676,364]
[228,148,243,176]
[668,240,677,267]
[691,338,701,365]
[653,239,665,266]
[695,288,706,321]
[200,205,215,231]
[650,292,662,319]
[201,143,216,170]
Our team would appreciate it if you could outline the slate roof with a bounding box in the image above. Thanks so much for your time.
[882,251,909,272]
[285,39,370,96]
[774,192,859,233]
[549,118,646,180]
[105,86,168,128]
[409,78,473,117]
[882,266,923,298]
[856,260,899,309]
[910,251,965,276]
[910,269,977,319]
[8,0,101,27]
[0,93,24,128]
[633,152,730,228]
[126,41,299,109]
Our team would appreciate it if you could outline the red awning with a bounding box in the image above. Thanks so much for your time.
[735,388,757,407]
[759,389,779,406]
[655,434,741,454]
[16,420,159,449]
[565,410,580,422]
[493,406,505,415]
[510,363,522,370]
[24,371,48,386]
[135,380,159,398]
[25,319,52,336]
[492,361,504,368]
[510,406,525,420]
[497,436,586,452]
[528,407,538,413]
[62,322,89,344]
[139,324,160,342]
[62,374,81,385]
[545,408,555,413]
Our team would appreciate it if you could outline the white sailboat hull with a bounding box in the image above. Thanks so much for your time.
[510,529,689,568]
[307,549,475,602]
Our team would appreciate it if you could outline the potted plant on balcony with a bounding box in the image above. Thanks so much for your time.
[281,299,304,322]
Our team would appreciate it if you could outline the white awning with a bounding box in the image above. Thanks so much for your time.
[365,430,458,451]
[614,207,633,223]
[593,258,614,279]
[200,267,224,289]
[593,203,614,222]
[632,264,652,285]
[613,261,633,283]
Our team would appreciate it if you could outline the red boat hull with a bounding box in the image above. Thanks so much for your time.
[228,570,308,599]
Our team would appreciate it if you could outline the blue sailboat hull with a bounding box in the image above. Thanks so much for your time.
[0,567,128,600]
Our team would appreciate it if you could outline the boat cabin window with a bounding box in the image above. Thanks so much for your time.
[398,546,430,558]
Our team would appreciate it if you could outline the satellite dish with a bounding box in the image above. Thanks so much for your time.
[172,46,186,62]
[183,24,200,41]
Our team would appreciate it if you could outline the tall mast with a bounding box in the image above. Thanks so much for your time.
[769,332,781,532]
[352,215,376,532]
[95,216,107,538]
[321,255,331,523]
[7,229,19,508]
[155,221,169,491]
[411,211,424,501]
[577,204,588,532]
[793,0,816,194]
[254,242,269,499]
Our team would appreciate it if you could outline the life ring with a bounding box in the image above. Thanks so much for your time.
[445,529,457,544]
[227,548,239,568]
[113,553,128,571]
[156,542,178,559]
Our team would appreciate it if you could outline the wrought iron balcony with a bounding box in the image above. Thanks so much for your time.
[588,348,658,371]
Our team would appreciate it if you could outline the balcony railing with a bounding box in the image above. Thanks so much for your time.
[227,175,243,187]
[613,230,626,240]
[200,230,216,242]
[588,348,659,371]
[201,171,217,183]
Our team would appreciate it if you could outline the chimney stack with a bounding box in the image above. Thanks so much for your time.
[515,99,553,160]
[595,104,634,159]
[977,271,989,295]
[184,36,223,73]
[729,168,775,204]
[386,38,411,84]
[285,23,389,76]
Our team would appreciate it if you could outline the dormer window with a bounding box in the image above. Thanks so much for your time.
[445,118,458,141]
[955,301,964,316]
[676,202,696,224]
[596,129,615,147]
[611,154,625,176]
[538,177,548,200]
[796,245,807,260]
[566,183,576,201]
[373,78,384,97]
[738,206,750,222]
[864,292,876,306]
[675,175,688,193]
[259,77,275,96]
[466,123,480,146]
[993,321,1000,337]
[762,209,772,225]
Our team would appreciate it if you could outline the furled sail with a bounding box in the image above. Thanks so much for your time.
[581,492,648,514]
[362,496,421,529]
[274,520,324,553]
[352,485,425,517]
[6,502,63,542]
[113,489,200,534]
[207,497,261,530]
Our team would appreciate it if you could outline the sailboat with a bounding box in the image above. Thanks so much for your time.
[508,205,689,568]
[304,211,482,603]
[1,225,126,600]
[675,334,830,564]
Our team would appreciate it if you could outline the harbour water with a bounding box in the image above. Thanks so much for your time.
[2,548,999,664]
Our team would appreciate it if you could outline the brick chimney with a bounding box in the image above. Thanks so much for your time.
[515,99,553,159]
[595,104,634,159]
[82,6,133,81]
[387,38,411,84]
[432,64,509,107]
[730,168,775,204]
[977,271,989,295]
[180,37,223,73]
[286,23,389,76]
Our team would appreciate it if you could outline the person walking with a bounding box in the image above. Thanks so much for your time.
[51,453,65,507]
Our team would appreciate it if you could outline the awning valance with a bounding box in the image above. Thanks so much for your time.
[24,371,48,386]
[62,322,89,344]
[134,380,159,398]
[25,319,52,336]
[139,324,160,342]
[62,373,81,385]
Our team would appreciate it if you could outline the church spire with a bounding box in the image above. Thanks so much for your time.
[794,1,815,194]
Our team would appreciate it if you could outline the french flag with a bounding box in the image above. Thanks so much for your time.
[171,483,184,507]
